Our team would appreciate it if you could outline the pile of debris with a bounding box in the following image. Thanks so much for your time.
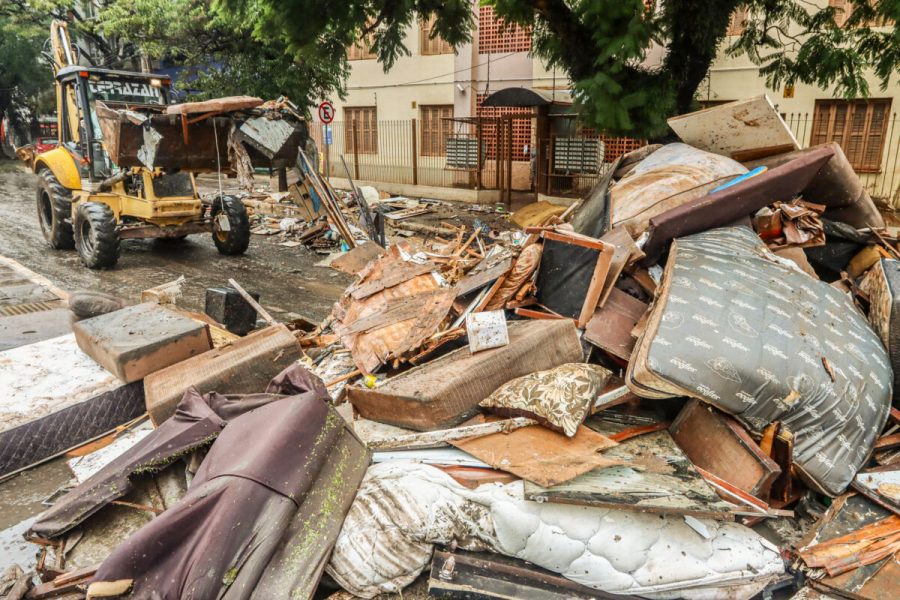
[2,95,899,600]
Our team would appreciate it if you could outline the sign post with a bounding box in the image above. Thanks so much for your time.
[318,101,334,178]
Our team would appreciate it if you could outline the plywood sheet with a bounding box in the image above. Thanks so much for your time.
[451,419,618,488]
[584,288,648,361]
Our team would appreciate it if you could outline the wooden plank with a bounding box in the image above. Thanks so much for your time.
[597,226,642,308]
[366,417,535,450]
[428,550,616,600]
[455,258,512,297]
[669,399,781,499]
[524,420,736,520]
[583,288,648,361]
[578,240,615,327]
[165,95,263,115]
[330,241,387,276]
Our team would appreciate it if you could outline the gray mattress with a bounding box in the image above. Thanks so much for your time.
[627,227,892,496]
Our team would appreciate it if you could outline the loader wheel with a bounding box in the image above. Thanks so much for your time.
[74,202,120,269]
[36,169,75,249]
[211,196,250,256]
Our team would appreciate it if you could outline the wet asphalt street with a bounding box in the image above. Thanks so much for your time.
[0,161,351,321]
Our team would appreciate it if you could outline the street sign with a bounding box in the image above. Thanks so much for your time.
[323,124,333,146]
[318,101,335,124]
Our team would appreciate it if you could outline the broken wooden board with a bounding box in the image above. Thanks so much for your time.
[383,205,432,220]
[455,258,513,298]
[450,418,618,488]
[330,241,388,276]
[799,514,900,577]
[853,464,900,516]
[670,399,781,499]
[667,95,799,161]
[583,288,648,361]
[535,230,615,327]
[796,494,896,598]
[428,549,619,600]
[597,227,642,308]
[524,417,736,520]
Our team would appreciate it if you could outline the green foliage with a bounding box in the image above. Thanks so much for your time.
[0,9,53,138]
[100,0,348,108]
[731,0,900,99]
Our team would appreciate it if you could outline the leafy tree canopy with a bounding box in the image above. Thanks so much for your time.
[214,0,900,137]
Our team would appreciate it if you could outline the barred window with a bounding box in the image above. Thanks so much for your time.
[811,99,891,172]
[344,106,378,154]
[478,6,531,54]
[420,16,453,55]
[420,105,453,156]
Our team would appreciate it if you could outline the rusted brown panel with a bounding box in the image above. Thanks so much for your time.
[144,325,301,425]
[525,421,735,520]
[347,319,583,431]
[670,399,781,499]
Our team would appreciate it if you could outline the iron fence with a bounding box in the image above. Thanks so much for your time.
[307,118,645,198]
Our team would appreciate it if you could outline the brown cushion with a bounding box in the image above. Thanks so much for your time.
[479,363,611,437]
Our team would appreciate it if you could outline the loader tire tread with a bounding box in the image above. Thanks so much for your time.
[36,169,75,249]
[74,202,120,269]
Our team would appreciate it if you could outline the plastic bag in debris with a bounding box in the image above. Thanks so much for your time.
[326,462,784,600]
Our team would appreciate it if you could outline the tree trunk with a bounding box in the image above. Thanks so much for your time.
[663,0,741,114]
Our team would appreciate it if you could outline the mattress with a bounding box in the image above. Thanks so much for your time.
[327,462,784,600]
[626,227,892,496]
[0,334,145,479]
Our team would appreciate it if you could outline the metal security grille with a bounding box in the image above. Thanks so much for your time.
[478,6,531,54]
[552,138,603,174]
[476,95,533,162]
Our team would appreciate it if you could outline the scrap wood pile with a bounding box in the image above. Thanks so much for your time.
[4,95,900,600]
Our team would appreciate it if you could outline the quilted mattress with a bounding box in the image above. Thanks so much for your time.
[626,227,892,496]
[0,333,145,478]
[327,462,784,600]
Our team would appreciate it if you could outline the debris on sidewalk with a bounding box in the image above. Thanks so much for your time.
[6,95,900,600]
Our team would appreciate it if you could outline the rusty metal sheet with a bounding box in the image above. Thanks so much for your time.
[451,417,618,488]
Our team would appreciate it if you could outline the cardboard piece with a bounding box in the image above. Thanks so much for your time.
[451,419,618,488]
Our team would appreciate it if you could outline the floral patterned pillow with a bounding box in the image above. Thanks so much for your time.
[479,363,611,437]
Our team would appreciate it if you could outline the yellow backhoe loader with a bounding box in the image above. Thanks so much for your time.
[31,21,303,269]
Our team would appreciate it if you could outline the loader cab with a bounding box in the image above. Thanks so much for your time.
[55,67,172,183]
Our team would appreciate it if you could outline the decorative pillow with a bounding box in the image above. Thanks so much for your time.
[479,363,611,437]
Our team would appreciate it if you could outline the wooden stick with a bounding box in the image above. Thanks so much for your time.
[325,369,362,387]
[367,417,536,450]
[228,278,275,325]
